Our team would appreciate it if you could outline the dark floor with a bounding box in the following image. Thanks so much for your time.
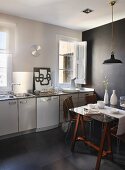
[0,124,125,170]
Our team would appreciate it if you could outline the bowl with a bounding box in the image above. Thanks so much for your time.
[97,100,105,109]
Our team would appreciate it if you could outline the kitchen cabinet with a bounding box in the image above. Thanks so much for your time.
[78,92,94,107]
[37,96,59,131]
[18,98,36,132]
[0,91,95,138]
[0,100,18,136]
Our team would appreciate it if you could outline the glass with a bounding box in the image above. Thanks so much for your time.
[120,96,125,108]
[0,32,7,50]
[70,107,115,123]
[59,70,73,83]
[0,54,8,87]
[59,40,75,84]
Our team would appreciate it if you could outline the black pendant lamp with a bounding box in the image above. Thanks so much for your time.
[103,1,122,64]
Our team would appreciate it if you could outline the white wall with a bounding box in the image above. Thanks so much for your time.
[0,13,82,90]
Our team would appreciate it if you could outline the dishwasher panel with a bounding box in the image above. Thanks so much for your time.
[37,96,59,130]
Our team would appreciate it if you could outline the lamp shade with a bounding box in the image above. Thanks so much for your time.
[103,53,122,64]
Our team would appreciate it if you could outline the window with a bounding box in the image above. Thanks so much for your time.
[0,23,15,91]
[0,52,7,87]
[0,53,12,90]
[0,32,7,50]
[58,39,87,85]
[59,41,76,84]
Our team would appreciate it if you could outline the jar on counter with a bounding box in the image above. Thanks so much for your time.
[120,96,125,108]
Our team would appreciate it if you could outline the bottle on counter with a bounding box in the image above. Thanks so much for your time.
[110,90,118,106]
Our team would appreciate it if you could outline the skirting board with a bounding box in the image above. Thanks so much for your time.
[36,124,59,132]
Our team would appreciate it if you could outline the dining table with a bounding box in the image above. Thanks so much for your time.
[69,104,125,170]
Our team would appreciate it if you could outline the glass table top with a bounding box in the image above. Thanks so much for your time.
[70,106,116,123]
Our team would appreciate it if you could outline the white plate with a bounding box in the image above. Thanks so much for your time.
[112,111,119,114]
[111,108,119,114]
[87,108,100,114]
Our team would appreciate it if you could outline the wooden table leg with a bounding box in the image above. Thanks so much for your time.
[106,125,113,161]
[80,115,86,137]
[95,123,108,170]
[71,114,80,152]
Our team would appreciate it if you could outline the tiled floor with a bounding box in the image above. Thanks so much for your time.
[0,124,125,170]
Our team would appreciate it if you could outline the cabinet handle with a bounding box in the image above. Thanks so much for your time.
[46,98,51,101]
[52,97,58,100]
[20,100,27,104]
[9,101,17,105]
[40,98,51,102]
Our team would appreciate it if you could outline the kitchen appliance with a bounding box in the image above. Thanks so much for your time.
[120,96,125,108]
[37,96,59,131]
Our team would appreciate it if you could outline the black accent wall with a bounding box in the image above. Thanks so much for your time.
[82,18,125,100]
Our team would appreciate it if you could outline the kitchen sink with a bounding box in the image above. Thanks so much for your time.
[0,93,35,100]
[61,87,94,93]
[62,88,79,93]
[14,93,35,98]
[79,88,94,92]
[0,94,16,100]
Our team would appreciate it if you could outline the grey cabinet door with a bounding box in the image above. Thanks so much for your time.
[37,96,59,129]
[19,98,36,132]
[0,100,18,136]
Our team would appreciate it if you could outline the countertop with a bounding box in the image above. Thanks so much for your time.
[34,87,94,97]
[0,88,94,101]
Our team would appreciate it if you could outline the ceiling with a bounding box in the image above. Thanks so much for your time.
[0,0,125,31]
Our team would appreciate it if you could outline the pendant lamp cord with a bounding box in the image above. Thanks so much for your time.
[111,1,115,54]
[112,4,114,53]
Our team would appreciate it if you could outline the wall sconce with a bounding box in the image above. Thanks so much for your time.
[31,45,41,57]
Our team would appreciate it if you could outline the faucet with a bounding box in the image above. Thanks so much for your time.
[10,83,21,95]
[71,77,76,89]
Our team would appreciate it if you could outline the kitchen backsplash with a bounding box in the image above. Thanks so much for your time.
[13,72,33,93]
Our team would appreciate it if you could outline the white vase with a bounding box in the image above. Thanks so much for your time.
[110,90,118,106]
[104,89,109,105]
